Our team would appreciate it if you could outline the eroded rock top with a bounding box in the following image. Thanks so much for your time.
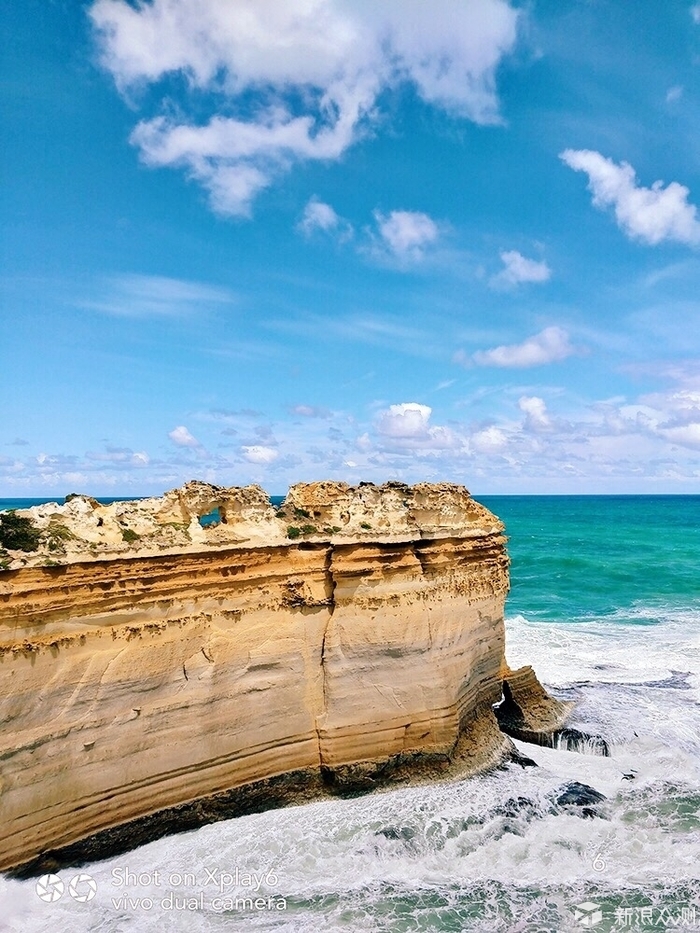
[0,480,503,569]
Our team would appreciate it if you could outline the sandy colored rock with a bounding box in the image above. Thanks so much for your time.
[0,481,563,874]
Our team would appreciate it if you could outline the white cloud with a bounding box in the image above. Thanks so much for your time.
[374,210,440,261]
[634,388,700,449]
[298,198,341,234]
[290,404,332,418]
[83,274,234,317]
[90,0,519,215]
[471,425,507,453]
[692,4,700,25]
[659,422,700,447]
[376,402,432,437]
[374,402,461,453]
[592,387,700,452]
[518,395,552,432]
[241,445,279,464]
[492,249,551,287]
[12,375,700,492]
[560,149,700,247]
[472,326,575,368]
[86,447,151,465]
[297,197,352,240]
[666,85,683,103]
[169,426,200,447]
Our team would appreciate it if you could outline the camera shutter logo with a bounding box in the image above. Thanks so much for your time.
[35,874,65,902]
[573,901,603,927]
[69,873,97,903]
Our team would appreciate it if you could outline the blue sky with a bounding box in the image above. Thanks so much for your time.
[3,0,700,495]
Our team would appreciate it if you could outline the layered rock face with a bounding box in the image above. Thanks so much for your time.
[0,481,553,874]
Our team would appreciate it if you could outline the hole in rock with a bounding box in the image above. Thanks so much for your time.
[198,507,222,528]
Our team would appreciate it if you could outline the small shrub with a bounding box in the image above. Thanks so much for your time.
[275,509,286,518]
[47,522,75,540]
[0,512,42,551]
[0,548,10,571]
[287,526,301,539]
[293,507,311,519]
[65,493,100,507]
[45,522,76,553]
[332,525,341,533]
[360,522,372,530]
[121,527,140,544]
[300,524,317,535]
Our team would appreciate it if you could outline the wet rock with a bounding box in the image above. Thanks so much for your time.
[508,748,538,768]
[553,728,610,757]
[554,781,607,818]
[493,796,539,819]
[494,671,573,741]
[375,826,417,842]
[495,677,609,757]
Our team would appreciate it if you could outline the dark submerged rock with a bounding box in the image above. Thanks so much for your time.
[554,781,607,818]
[493,796,539,820]
[508,748,539,768]
[375,826,417,842]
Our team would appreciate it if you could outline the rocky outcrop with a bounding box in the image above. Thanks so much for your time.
[494,666,609,756]
[0,481,566,874]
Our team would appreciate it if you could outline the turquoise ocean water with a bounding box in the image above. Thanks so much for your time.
[2,495,700,932]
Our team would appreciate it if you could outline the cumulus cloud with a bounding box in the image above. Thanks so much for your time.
[241,445,279,464]
[518,395,552,432]
[374,210,440,261]
[12,378,700,491]
[374,402,460,453]
[376,402,432,438]
[659,422,700,447]
[636,389,700,450]
[591,387,700,453]
[298,198,343,234]
[472,326,575,368]
[491,249,551,287]
[90,0,519,215]
[471,425,508,453]
[560,149,700,247]
[169,426,200,447]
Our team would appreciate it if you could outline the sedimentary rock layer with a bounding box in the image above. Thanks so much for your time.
[0,481,556,874]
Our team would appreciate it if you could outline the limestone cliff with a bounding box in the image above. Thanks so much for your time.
[0,481,563,875]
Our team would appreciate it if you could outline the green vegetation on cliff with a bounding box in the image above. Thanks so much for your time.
[0,512,41,552]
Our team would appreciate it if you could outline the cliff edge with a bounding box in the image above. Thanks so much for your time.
[0,481,566,874]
